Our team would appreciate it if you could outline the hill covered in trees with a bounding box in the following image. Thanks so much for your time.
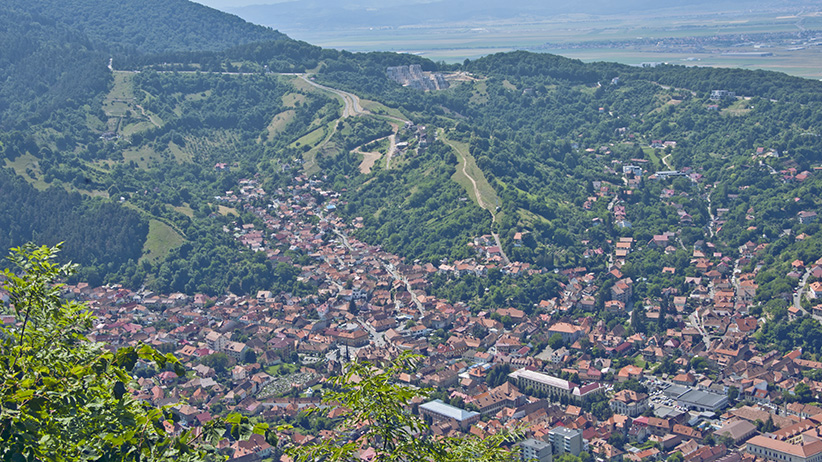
[1,0,822,316]
[3,0,287,55]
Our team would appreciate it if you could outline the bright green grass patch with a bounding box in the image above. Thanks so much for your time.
[470,81,489,105]
[644,147,661,170]
[282,93,306,108]
[185,89,211,102]
[122,121,156,137]
[103,101,131,118]
[266,109,297,141]
[361,100,408,120]
[172,204,195,218]
[517,208,552,227]
[122,145,163,169]
[265,363,299,376]
[5,153,48,191]
[168,141,193,163]
[303,136,342,177]
[141,219,185,263]
[722,99,753,116]
[291,126,327,149]
[441,132,499,215]
[109,72,136,100]
[215,205,239,217]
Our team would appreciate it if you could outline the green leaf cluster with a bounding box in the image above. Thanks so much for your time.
[0,243,225,461]
[289,352,522,462]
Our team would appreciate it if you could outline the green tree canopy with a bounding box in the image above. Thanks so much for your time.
[289,352,522,462]
[0,243,252,460]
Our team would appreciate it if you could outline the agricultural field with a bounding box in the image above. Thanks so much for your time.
[278,9,822,79]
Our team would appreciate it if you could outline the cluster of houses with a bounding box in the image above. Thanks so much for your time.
[38,169,822,462]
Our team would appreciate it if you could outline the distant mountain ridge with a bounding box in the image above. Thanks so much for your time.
[0,0,296,126]
[3,0,288,54]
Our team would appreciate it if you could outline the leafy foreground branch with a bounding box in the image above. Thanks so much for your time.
[0,243,274,461]
[0,243,520,461]
[288,352,523,462]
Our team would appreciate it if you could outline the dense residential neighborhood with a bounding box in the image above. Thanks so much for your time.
[6,0,822,459]
[35,171,822,462]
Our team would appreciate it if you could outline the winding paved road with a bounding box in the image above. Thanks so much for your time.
[298,75,366,118]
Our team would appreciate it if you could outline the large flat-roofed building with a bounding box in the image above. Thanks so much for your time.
[662,384,728,412]
[747,435,822,462]
[509,369,604,402]
[509,369,575,397]
[419,399,480,430]
[676,389,729,412]
[520,438,552,462]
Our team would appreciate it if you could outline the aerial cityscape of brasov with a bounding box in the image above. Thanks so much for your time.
[3,1,822,461]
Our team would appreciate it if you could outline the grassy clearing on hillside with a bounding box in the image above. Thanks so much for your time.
[172,204,195,218]
[5,153,48,191]
[69,187,109,198]
[289,76,316,92]
[104,72,163,138]
[122,121,156,137]
[266,109,297,141]
[205,203,239,217]
[361,100,407,120]
[141,219,185,263]
[299,119,340,175]
[217,205,239,216]
[291,126,327,149]
[303,139,342,177]
[517,208,550,228]
[282,93,306,108]
[441,134,499,214]
[6,154,111,197]
[104,101,131,118]
[470,81,489,105]
[168,141,193,163]
[722,99,753,116]
[123,145,163,168]
[178,131,244,163]
[644,147,662,170]
[109,72,136,100]
[185,90,211,102]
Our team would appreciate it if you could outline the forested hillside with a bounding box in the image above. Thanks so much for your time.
[0,1,314,295]
[0,170,147,285]
[0,6,110,130]
[1,0,822,317]
[3,0,286,54]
